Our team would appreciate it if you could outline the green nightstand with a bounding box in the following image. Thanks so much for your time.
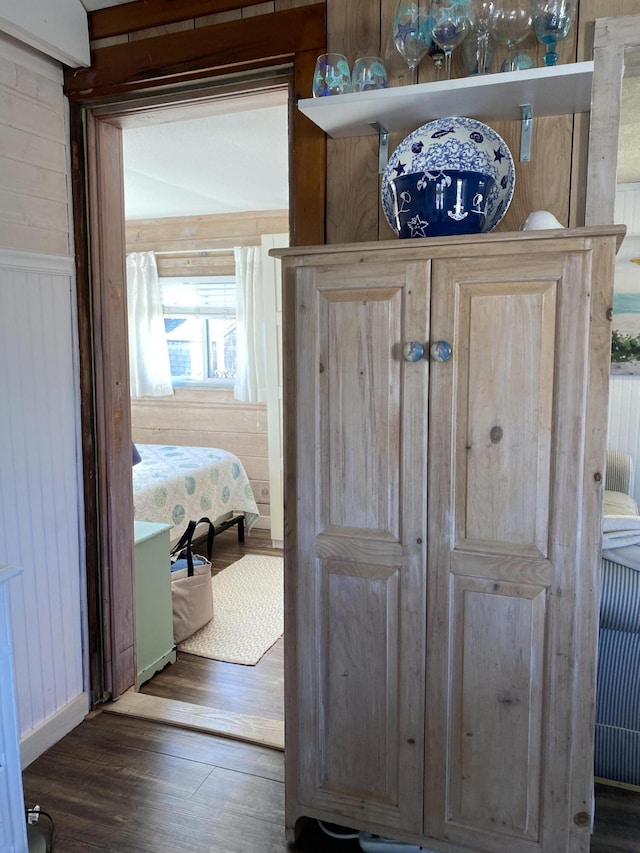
[134,521,176,688]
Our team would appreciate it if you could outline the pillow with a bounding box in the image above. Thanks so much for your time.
[603,490,639,518]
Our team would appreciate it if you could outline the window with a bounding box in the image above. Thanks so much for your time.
[160,276,236,387]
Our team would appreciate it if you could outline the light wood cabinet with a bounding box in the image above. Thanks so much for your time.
[275,226,624,853]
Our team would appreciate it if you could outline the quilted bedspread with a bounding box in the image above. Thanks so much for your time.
[133,444,259,542]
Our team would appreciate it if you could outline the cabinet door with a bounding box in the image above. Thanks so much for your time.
[425,250,598,853]
[289,259,429,833]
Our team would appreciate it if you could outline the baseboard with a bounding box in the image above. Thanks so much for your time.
[594,775,640,793]
[252,516,271,531]
[20,692,89,768]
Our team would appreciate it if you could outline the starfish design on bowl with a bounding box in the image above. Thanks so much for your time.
[407,215,430,237]
[493,147,505,163]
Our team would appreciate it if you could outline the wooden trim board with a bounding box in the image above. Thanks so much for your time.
[103,689,284,750]
[65,4,326,100]
[89,0,275,40]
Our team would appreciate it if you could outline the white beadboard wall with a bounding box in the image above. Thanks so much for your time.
[0,32,87,765]
[615,182,640,237]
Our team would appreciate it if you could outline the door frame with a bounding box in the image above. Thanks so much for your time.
[65,5,326,701]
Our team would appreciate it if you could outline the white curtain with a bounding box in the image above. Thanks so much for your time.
[126,251,174,398]
[234,246,267,403]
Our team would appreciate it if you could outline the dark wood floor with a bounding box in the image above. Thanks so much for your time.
[20,526,640,851]
[140,525,284,721]
[20,711,640,853]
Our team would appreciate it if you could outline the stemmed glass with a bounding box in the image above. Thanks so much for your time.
[531,0,576,66]
[393,0,433,84]
[429,0,473,81]
[491,0,531,72]
[429,44,446,79]
[470,0,495,75]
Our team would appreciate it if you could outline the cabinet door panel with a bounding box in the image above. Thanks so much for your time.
[426,251,594,852]
[449,576,545,840]
[291,261,428,833]
[456,280,557,558]
[320,284,402,536]
[322,561,400,801]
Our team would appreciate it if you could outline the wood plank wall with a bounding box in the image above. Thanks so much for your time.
[0,37,70,254]
[89,0,322,51]
[326,0,581,242]
[127,209,288,527]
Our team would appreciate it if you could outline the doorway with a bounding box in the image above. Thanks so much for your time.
[65,2,325,717]
[119,88,288,739]
[73,89,321,714]
[83,82,290,736]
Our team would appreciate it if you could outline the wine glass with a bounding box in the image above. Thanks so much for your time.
[429,44,446,79]
[462,29,497,74]
[469,0,495,75]
[393,0,433,84]
[531,0,576,67]
[429,0,473,81]
[491,0,531,72]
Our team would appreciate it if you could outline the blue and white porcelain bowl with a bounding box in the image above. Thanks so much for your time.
[381,116,515,237]
[388,169,495,238]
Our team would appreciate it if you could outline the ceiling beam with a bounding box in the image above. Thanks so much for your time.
[89,0,281,40]
[65,4,325,100]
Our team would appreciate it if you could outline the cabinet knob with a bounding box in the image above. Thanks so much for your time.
[403,341,425,362]
[430,340,452,362]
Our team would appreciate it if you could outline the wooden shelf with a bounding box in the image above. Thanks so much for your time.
[298,61,594,139]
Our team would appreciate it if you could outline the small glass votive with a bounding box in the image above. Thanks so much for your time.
[500,50,537,72]
[351,56,388,92]
[312,53,352,97]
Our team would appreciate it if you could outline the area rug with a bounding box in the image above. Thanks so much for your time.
[177,554,283,665]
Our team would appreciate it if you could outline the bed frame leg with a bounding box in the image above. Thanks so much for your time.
[237,516,245,543]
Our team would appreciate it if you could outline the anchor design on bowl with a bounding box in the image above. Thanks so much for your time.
[447,181,487,222]
[397,190,413,214]
[388,167,495,238]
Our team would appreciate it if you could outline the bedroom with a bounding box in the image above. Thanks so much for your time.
[122,87,289,729]
[124,88,288,543]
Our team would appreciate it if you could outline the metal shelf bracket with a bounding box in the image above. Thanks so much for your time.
[520,104,533,162]
[369,121,389,173]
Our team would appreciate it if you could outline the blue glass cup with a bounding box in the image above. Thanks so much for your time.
[351,56,389,92]
[312,53,351,97]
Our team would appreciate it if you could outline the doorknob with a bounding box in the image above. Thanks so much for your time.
[430,340,452,362]
[403,341,425,362]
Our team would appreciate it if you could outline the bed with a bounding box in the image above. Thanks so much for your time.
[132,444,260,546]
